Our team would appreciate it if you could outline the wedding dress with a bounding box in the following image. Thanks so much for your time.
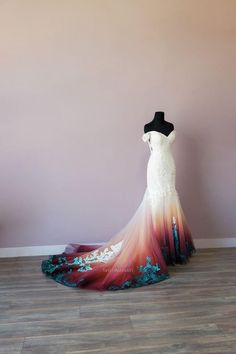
[41,130,196,290]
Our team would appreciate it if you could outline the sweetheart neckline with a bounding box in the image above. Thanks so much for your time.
[146,130,176,139]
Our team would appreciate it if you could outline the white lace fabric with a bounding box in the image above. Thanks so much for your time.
[142,130,177,202]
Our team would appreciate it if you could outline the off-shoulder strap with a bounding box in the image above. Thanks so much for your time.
[142,132,150,142]
[168,130,176,144]
[142,132,152,153]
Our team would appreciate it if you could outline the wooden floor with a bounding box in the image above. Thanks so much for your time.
[0,248,235,354]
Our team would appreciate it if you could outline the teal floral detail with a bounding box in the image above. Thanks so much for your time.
[107,256,170,290]
[138,256,161,280]
[172,222,180,259]
[53,270,78,287]
[41,254,92,278]
[42,241,124,282]
[41,256,67,274]
[66,257,93,272]
[42,260,79,287]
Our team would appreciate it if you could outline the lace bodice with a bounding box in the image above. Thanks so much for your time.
[142,130,177,202]
[142,130,176,153]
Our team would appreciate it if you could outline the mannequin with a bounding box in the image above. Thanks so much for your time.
[144,111,174,136]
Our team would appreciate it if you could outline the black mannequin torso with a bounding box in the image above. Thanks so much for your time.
[144,112,174,136]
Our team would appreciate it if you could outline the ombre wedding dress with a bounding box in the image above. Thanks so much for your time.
[41,130,196,290]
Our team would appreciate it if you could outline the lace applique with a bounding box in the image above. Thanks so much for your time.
[84,241,123,263]
[107,256,170,290]
[41,241,123,275]
[67,241,124,271]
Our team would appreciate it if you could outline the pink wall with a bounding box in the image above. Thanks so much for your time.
[0,0,236,248]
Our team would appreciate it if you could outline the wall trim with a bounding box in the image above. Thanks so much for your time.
[0,243,103,258]
[0,239,235,258]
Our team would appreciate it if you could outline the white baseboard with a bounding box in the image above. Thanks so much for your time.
[0,244,67,258]
[0,243,104,258]
[0,239,235,258]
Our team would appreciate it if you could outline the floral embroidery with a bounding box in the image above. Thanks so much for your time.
[81,241,123,265]
[41,255,68,274]
[107,256,170,290]
[41,241,123,277]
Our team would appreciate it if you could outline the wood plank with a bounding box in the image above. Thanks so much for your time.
[0,248,235,353]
